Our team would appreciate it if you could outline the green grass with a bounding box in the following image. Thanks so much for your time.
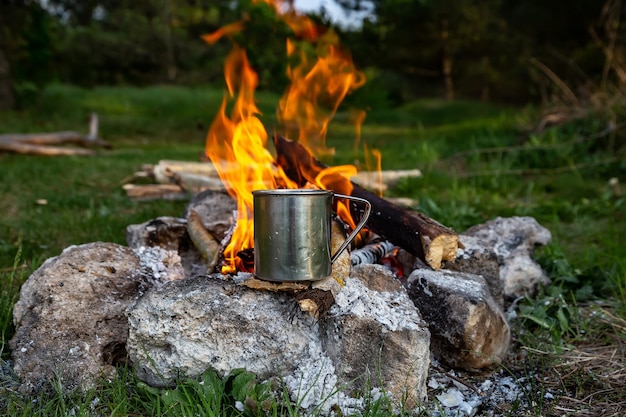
[1,84,625,415]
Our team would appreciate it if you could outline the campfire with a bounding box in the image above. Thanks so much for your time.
[9,1,554,414]
[195,0,460,283]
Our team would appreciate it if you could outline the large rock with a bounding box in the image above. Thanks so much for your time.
[10,242,183,393]
[127,270,430,413]
[406,268,510,371]
[462,216,551,299]
[443,235,504,305]
[322,266,431,408]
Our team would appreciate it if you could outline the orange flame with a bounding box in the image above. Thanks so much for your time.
[204,0,367,274]
[205,45,296,273]
[202,20,246,45]
[279,34,366,155]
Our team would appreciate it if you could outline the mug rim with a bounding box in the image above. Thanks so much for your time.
[252,188,331,196]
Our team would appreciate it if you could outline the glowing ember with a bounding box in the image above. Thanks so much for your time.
[203,0,367,274]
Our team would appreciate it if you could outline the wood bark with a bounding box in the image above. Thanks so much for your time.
[440,15,454,101]
[138,159,421,194]
[0,114,111,155]
[273,134,459,269]
[122,184,188,201]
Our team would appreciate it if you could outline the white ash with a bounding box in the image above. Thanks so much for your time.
[330,278,423,332]
[282,341,370,416]
[231,271,253,284]
[409,268,482,297]
[134,246,184,285]
[427,369,555,417]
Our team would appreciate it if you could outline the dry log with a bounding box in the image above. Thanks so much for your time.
[273,134,459,269]
[351,169,422,192]
[0,113,111,155]
[142,159,420,193]
[122,184,189,201]
[186,209,221,272]
[0,142,95,156]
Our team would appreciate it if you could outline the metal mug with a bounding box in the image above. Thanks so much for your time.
[253,189,371,282]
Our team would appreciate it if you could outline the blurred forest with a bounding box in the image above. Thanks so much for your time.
[0,0,624,109]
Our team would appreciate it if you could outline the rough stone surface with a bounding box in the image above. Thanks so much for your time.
[183,189,237,242]
[127,275,314,386]
[127,272,430,412]
[321,272,430,408]
[126,216,188,252]
[462,216,552,299]
[406,268,510,371]
[444,235,504,305]
[350,263,404,293]
[10,242,182,393]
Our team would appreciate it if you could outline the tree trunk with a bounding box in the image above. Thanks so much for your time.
[0,39,15,110]
[163,0,177,82]
[440,15,454,101]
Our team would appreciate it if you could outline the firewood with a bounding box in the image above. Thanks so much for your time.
[0,142,95,156]
[186,210,221,272]
[273,134,459,269]
[122,184,188,201]
[143,159,421,193]
[351,169,422,192]
[0,113,111,155]
[241,277,309,292]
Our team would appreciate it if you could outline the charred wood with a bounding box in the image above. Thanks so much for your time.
[273,134,459,269]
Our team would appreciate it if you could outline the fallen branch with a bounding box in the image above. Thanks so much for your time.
[0,113,111,155]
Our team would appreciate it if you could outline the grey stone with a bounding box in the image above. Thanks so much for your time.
[127,272,430,412]
[10,242,182,393]
[350,263,404,293]
[126,216,188,252]
[406,268,510,371]
[321,272,430,408]
[463,216,552,298]
[127,275,315,386]
[444,235,504,305]
[183,189,237,242]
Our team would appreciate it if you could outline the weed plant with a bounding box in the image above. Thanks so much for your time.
[0,84,625,415]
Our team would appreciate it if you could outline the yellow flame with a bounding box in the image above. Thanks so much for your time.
[204,0,369,273]
[205,46,295,273]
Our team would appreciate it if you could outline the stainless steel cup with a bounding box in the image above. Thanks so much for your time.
[253,189,371,282]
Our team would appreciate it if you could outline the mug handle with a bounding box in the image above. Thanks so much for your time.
[330,193,372,263]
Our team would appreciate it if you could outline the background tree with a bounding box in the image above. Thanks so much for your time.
[0,0,55,108]
[1,0,622,105]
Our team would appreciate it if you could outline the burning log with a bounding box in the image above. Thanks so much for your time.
[274,134,459,269]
